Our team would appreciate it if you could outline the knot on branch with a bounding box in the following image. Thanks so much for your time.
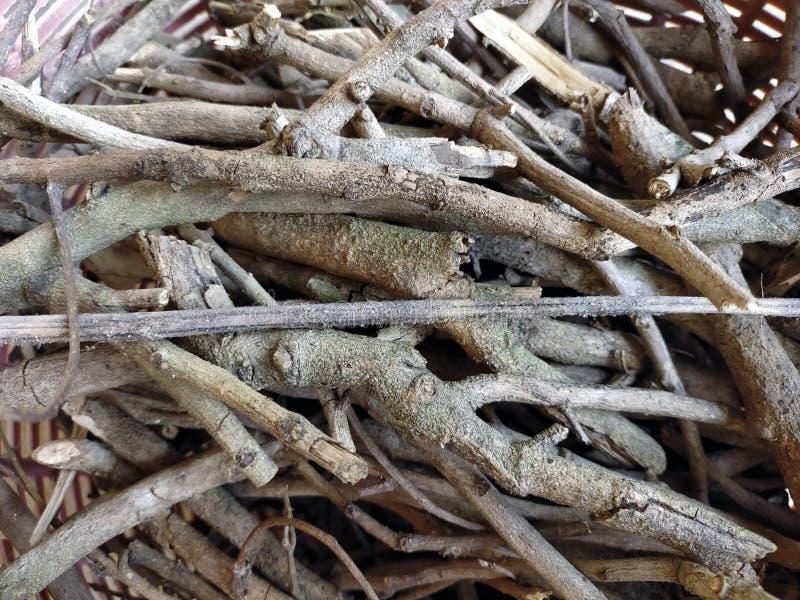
[271,344,293,374]
[407,374,438,405]
[348,81,372,104]
[279,123,325,159]
[419,96,438,120]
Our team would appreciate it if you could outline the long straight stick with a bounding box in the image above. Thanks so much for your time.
[5,296,800,344]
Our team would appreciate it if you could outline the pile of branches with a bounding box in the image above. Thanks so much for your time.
[1,0,800,598]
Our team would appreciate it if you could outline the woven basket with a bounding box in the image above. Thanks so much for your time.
[0,0,791,598]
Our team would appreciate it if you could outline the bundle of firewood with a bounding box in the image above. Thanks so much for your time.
[0,0,799,598]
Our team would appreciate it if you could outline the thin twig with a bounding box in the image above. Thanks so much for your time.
[594,259,710,502]
[347,407,484,530]
[235,516,380,600]
[29,426,83,545]
[42,182,80,418]
[694,0,747,106]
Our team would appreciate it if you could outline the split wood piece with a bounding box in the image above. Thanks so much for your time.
[0,478,93,600]
[469,10,612,112]
[177,224,277,307]
[274,129,518,178]
[213,212,666,471]
[0,77,185,149]
[0,449,246,600]
[268,0,527,155]
[649,80,800,198]
[704,244,800,504]
[31,438,140,485]
[66,397,345,600]
[322,390,356,451]
[535,13,725,122]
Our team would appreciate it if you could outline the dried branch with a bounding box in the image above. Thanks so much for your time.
[0,149,614,261]
[0,449,248,600]
[704,244,800,503]
[650,81,800,197]
[693,0,748,105]
[594,259,709,502]
[471,112,755,311]
[573,0,691,138]
[66,397,343,600]
[347,406,483,530]
[273,0,526,155]
[0,76,185,149]
[236,516,380,600]
[126,540,229,600]
[108,66,295,105]
[0,478,93,600]
[32,438,140,484]
[39,182,80,418]
[0,0,36,73]
[50,0,189,101]
[422,447,606,600]
[4,296,800,346]
[142,514,295,600]
[575,556,776,600]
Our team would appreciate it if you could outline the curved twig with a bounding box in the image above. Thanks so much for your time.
[235,516,380,600]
